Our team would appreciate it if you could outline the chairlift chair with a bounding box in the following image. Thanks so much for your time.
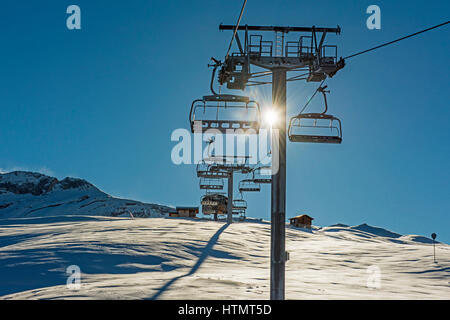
[199,178,224,190]
[288,85,342,144]
[196,161,228,179]
[233,208,246,216]
[206,156,252,173]
[196,161,210,177]
[288,113,342,144]
[189,94,261,134]
[232,199,248,211]
[252,166,272,184]
[239,179,261,192]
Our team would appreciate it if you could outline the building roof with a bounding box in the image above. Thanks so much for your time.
[290,214,314,220]
[176,207,199,211]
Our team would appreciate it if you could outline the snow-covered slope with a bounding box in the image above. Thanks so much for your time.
[0,216,448,299]
[0,171,172,218]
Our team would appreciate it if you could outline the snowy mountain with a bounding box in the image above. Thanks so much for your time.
[0,172,448,300]
[0,171,173,218]
[0,216,448,299]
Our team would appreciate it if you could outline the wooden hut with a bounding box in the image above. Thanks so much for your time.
[169,207,199,218]
[289,214,314,229]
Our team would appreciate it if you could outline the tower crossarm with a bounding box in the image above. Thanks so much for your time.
[218,24,344,88]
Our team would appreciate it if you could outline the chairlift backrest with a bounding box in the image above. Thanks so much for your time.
[199,178,224,190]
[197,161,228,178]
[190,94,261,134]
[252,166,272,184]
[232,199,248,210]
[288,113,342,144]
[239,179,261,192]
[288,86,342,144]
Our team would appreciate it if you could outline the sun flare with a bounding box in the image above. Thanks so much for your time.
[263,108,278,127]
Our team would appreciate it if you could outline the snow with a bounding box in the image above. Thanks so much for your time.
[0,216,448,300]
[0,171,172,218]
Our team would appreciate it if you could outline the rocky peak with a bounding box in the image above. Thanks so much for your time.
[0,171,95,196]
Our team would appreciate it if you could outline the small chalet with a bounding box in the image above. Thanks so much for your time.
[289,214,314,229]
[169,207,199,218]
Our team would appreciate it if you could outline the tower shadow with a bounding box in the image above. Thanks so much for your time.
[148,223,229,300]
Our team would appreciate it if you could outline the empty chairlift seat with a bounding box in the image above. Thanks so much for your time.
[252,166,272,184]
[239,179,261,192]
[288,85,342,144]
[199,178,224,190]
[232,199,247,210]
[190,94,261,134]
[288,113,342,144]
[196,161,228,179]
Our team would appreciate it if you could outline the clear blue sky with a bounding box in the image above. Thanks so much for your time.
[0,1,448,242]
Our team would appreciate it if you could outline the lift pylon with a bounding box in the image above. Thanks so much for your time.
[218,24,344,301]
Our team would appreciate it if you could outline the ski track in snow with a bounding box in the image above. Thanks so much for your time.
[0,216,448,300]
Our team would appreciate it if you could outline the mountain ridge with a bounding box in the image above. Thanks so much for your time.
[0,171,173,218]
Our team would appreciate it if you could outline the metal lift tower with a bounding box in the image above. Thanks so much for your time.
[218,24,343,300]
[201,156,253,224]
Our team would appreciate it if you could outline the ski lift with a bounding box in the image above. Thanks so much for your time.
[233,199,247,210]
[196,161,210,177]
[206,155,252,173]
[190,58,261,134]
[239,179,261,192]
[288,113,342,144]
[189,94,262,134]
[199,178,224,190]
[196,161,228,179]
[252,166,272,184]
[233,208,246,216]
[288,85,342,144]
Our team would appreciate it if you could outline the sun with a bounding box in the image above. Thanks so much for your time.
[263,108,278,127]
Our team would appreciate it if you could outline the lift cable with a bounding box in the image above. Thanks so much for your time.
[293,21,449,116]
[343,20,449,60]
[224,0,248,61]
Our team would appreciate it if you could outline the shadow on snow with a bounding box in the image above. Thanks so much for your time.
[148,223,233,300]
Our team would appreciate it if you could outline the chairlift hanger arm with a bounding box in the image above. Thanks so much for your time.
[209,59,221,95]
[318,86,329,114]
[297,79,326,115]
